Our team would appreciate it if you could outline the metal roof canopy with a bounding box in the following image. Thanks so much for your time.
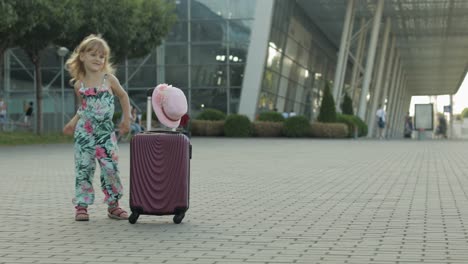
[296,0,468,96]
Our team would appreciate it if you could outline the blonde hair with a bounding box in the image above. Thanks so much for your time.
[66,34,115,86]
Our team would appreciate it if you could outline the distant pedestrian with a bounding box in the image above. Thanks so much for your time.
[0,97,7,131]
[376,105,386,139]
[24,101,33,126]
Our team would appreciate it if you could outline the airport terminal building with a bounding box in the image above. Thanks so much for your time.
[4,0,467,137]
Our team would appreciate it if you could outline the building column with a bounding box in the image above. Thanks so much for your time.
[357,0,384,120]
[238,0,275,120]
[386,61,401,137]
[368,17,391,137]
[381,36,396,107]
[332,0,355,107]
[391,73,405,137]
[350,18,367,112]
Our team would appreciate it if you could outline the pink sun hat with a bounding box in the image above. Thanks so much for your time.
[152,83,188,128]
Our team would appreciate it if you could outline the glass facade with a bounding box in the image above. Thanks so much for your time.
[164,0,256,117]
[258,0,338,120]
[3,0,352,132]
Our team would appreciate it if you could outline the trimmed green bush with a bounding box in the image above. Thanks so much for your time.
[196,108,226,121]
[336,114,356,137]
[252,121,283,137]
[282,116,310,137]
[341,92,354,115]
[257,111,285,122]
[224,114,251,137]
[349,115,368,137]
[317,82,337,123]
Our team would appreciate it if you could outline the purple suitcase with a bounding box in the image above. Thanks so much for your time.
[128,88,191,224]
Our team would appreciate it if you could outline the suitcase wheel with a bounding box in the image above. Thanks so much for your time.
[173,213,185,224]
[129,213,139,224]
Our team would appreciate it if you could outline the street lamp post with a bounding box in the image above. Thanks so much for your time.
[57,47,69,129]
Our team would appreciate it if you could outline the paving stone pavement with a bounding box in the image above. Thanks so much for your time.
[1,138,468,264]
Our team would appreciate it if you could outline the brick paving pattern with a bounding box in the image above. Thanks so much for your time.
[1,138,468,263]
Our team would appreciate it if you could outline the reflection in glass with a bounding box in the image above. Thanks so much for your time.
[191,44,227,65]
[229,20,252,43]
[191,64,227,88]
[230,88,241,113]
[191,20,226,42]
[257,91,277,112]
[167,22,188,42]
[192,0,228,20]
[165,65,188,88]
[230,64,245,87]
[165,45,188,65]
[191,88,228,115]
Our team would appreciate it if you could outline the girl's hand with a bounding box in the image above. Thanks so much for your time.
[63,123,75,135]
[119,119,130,135]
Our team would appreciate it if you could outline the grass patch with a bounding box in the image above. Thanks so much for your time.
[0,132,74,145]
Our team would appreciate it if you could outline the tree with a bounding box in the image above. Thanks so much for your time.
[317,82,337,123]
[462,108,468,119]
[0,0,19,92]
[14,0,71,134]
[57,0,177,63]
[341,92,354,115]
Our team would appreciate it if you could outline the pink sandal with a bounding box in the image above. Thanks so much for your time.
[75,206,89,221]
[108,207,129,220]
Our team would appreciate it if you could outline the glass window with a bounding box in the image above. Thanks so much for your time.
[229,20,252,43]
[281,56,293,79]
[191,44,227,65]
[229,42,248,64]
[174,0,188,19]
[269,27,286,51]
[165,65,188,88]
[191,20,226,42]
[262,69,280,95]
[229,88,241,113]
[127,66,158,88]
[191,88,227,114]
[192,0,228,20]
[167,22,188,42]
[230,64,245,87]
[191,64,227,88]
[285,38,299,60]
[266,44,282,72]
[257,91,277,112]
[228,0,256,19]
[165,45,188,65]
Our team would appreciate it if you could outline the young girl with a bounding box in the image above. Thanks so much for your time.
[63,34,131,221]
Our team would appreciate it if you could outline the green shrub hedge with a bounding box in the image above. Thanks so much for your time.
[336,114,356,138]
[196,108,226,121]
[224,114,251,137]
[282,116,310,137]
[257,111,285,122]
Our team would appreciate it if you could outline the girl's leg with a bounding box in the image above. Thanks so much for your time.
[73,119,97,207]
[95,122,124,208]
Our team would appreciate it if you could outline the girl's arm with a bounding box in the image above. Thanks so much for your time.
[109,74,131,134]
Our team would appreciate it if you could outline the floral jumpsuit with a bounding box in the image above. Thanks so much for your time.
[73,74,123,207]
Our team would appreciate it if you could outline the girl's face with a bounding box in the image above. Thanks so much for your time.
[80,49,106,73]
